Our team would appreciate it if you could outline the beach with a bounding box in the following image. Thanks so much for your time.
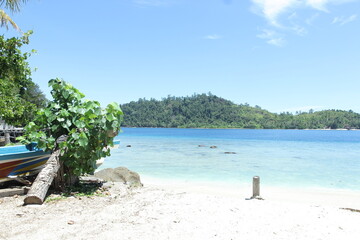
[1,178,360,240]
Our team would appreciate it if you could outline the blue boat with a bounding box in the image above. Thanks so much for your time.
[0,144,50,183]
[0,140,120,183]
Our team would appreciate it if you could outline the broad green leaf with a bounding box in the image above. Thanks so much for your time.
[88,113,97,119]
[51,124,58,132]
[47,115,56,123]
[44,109,51,117]
[77,108,85,115]
[94,107,101,115]
[62,90,70,99]
[60,109,70,117]
[75,120,86,128]
[72,132,79,140]
[78,132,88,147]
[61,122,70,130]
[106,113,115,121]
[66,119,72,127]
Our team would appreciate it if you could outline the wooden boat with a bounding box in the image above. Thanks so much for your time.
[0,144,50,183]
[0,139,120,183]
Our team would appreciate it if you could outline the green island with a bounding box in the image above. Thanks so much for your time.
[121,93,360,129]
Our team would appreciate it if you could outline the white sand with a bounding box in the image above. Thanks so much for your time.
[1,179,360,240]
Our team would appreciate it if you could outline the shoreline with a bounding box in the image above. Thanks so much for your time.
[141,175,360,209]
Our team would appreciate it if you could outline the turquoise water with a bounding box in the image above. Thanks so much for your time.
[100,128,360,190]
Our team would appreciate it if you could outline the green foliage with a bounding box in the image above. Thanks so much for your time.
[122,94,246,128]
[121,94,360,129]
[0,31,47,126]
[19,79,123,177]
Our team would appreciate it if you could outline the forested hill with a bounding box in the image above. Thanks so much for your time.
[120,94,360,129]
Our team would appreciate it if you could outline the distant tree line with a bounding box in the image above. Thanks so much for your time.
[120,93,360,129]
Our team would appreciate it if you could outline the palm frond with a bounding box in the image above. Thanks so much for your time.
[0,9,20,31]
[0,0,28,13]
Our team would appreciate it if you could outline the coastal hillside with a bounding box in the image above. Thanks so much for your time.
[120,94,360,129]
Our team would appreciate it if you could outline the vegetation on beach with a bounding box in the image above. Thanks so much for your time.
[121,93,360,129]
[1,1,47,126]
[0,32,47,126]
[18,79,123,186]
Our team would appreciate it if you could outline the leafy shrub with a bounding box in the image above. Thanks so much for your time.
[19,79,123,178]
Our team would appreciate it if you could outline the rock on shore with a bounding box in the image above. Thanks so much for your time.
[94,167,143,187]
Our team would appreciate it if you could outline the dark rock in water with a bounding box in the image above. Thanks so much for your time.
[224,152,236,154]
[198,145,206,147]
[94,167,143,187]
[210,146,217,149]
[126,145,132,147]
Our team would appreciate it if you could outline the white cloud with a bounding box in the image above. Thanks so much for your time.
[204,34,223,40]
[306,0,329,11]
[332,14,357,25]
[251,0,358,46]
[251,0,299,26]
[250,0,357,26]
[257,29,285,46]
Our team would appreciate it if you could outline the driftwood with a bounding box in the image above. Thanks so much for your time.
[24,135,68,205]
[23,149,61,205]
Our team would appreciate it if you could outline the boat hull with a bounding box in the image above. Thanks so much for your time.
[0,139,120,182]
[0,145,50,183]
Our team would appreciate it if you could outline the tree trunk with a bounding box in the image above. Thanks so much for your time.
[53,160,65,192]
[24,149,61,205]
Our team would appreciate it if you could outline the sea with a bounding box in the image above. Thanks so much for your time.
[99,128,360,191]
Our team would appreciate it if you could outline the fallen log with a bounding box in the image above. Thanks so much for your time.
[23,149,61,205]
[24,135,68,205]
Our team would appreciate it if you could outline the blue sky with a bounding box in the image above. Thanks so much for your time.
[2,0,360,113]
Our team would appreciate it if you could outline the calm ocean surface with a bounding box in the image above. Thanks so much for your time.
[100,128,360,190]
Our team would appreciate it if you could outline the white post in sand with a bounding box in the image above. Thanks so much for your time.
[252,176,260,198]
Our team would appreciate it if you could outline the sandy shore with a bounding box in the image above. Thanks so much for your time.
[1,179,360,240]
